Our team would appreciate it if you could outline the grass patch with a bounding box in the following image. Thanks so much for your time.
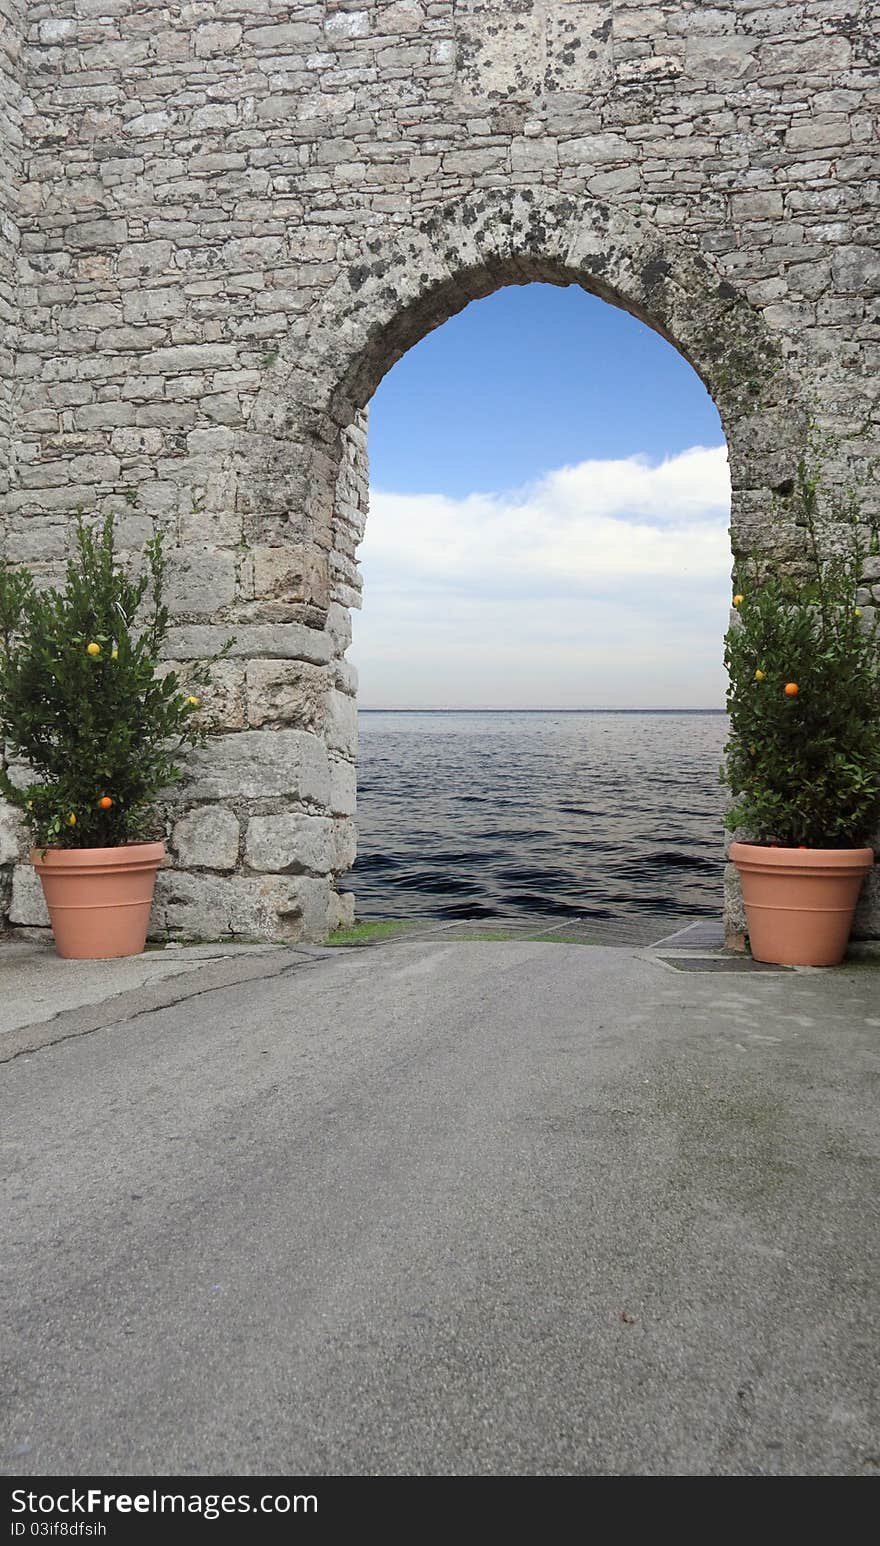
[327,918,417,947]
[451,928,539,943]
[326,921,607,948]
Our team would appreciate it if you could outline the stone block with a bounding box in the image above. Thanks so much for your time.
[165,625,330,666]
[334,659,358,697]
[831,247,880,296]
[730,190,784,221]
[325,687,357,758]
[100,325,167,353]
[245,813,334,874]
[122,289,185,324]
[246,660,328,732]
[153,869,332,943]
[68,219,127,250]
[587,166,639,196]
[786,119,851,152]
[329,890,356,931]
[558,133,629,167]
[195,22,242,56]
[185,731,329,806]
[248,544,325,607]
[166,549,238,618]
[326,605,352,656]
[191,104,239,132]
[511,138,559,172]
[188,660,247,732]
[0,801,27,866]
[9,864,50,929]
[613,8,667,42]
[333,818,357,874]
[616,54,681,83]
[187,427,237,456]
[723,862,747,948]
[683,36,755,80]
[39,18,76,42]
[329,756,356,818]
[325,10,370,39]
[244,22,320,50]
[125,111,174,139]
[118,241,173,277]
[201,394,245,425]
[110,428,164,456]
[378,2,424,35]
[173,806,240,870]
[141,344,237,375]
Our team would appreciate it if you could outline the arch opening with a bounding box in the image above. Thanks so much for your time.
[235,190,809,943]
[347,278,734,930]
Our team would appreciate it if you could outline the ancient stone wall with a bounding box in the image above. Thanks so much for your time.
[0,0,23,499]
[0,0,24,911]
[1,1,878,941]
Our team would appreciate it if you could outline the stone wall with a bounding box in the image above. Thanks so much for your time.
[0,0,24,915]
[0,0,23,505]
[0,1,878,941]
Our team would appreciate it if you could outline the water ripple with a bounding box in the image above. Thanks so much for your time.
[347,710,728,922]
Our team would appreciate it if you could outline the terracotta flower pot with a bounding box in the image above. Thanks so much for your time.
[30,842,165,960]
[730,842,874,967]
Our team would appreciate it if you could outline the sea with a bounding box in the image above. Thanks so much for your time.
[347,709,730,923]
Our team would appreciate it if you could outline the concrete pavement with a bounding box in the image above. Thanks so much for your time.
[1,936,878,1475]
[0,940,329,1063]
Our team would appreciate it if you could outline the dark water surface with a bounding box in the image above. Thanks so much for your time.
[348,710,729,923]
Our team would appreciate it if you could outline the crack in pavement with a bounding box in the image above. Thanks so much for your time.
[0,948,334,1066]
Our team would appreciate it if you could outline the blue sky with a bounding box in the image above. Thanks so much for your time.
[352,283,732,708]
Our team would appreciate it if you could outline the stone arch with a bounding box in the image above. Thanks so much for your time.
[226,189,810,943]
[247,187,807,538]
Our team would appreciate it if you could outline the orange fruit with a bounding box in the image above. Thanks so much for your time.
[86,641,101,657]
[99,796,113,810]
[784,682,799,697]
[733,594,744,607]
[754,669,765,681]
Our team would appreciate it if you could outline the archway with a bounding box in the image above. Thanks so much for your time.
[351,281,733,928]
[235,189,807,941]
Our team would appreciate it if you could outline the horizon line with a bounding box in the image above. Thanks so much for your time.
[357,706,727,714]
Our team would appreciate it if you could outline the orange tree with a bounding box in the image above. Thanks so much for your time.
[0,513,228,849]
[723,461,880,848]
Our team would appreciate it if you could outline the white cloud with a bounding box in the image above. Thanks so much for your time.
[351,446,732,708]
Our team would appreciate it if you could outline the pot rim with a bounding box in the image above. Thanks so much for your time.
[30,841,166,869]
[730,841,874,870]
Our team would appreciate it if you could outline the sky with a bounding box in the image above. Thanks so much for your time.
[352,283,731,709]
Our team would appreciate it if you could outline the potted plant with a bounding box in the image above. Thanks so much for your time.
[722,459,880,966]
[0,513,224,959]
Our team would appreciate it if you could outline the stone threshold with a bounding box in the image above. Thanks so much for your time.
[341,914,877,974]
[344,913,722,950]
